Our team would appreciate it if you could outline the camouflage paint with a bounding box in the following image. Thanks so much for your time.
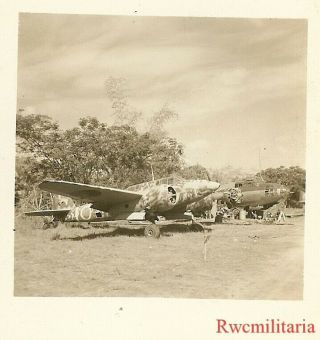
[50,178,220,222]
[108,179,220,220]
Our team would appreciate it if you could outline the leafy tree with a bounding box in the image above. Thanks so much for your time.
[148,104,178,140]
[16,77,184,209]
[15,155,53,209]
[105,77,178,138]
[105,76,142,126]
[15,113,185,207]
[205,166,255,184]
[16,114,61,168]
[256,166,305,189]
[178,164,209,180]
[256,166,306,205]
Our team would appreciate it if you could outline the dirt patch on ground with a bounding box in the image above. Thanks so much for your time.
[14,217,304,299]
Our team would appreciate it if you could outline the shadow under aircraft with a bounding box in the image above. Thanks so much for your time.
[25,176,220,238]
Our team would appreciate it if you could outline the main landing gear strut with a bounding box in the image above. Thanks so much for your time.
[144,210,161,239]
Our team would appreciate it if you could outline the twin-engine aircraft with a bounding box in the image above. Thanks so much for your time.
[189,178,290,217]
[25,176,220,238]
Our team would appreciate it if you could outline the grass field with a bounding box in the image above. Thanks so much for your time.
[14,216,304,299]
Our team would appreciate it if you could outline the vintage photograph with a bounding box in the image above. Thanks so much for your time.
[15,13,306,299]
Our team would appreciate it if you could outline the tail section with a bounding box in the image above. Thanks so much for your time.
[25,196,74,219]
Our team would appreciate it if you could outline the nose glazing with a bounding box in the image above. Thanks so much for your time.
[194,180,220,195]
[207,181,221,191]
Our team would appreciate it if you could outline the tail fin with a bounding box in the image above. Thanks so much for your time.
[25,195,75,219]
[51,195,75,209]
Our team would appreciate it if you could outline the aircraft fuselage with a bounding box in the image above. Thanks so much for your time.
[59,179,220,222]
[188,179,290,215]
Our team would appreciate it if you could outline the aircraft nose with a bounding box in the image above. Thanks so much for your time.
[179,180,220,205]
[195,180,220,195]
[207,180,221,192]
[280,186,290,196]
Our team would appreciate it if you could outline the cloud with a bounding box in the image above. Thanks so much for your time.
[17,14,307,169]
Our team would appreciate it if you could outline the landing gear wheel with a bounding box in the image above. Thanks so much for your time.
[144,224,160,239]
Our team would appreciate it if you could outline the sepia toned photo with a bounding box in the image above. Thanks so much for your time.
[15,13,307,299]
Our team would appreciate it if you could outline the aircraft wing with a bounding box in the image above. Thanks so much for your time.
[39,180,143,211]
[25,209,70,217]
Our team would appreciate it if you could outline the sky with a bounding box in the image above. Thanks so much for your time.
[17,14,307,171]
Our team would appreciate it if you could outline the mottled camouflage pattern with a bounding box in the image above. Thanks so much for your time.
[133,179,220,212]
[52,177,220,222]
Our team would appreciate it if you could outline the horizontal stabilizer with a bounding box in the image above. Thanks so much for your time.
[24,209,70,217]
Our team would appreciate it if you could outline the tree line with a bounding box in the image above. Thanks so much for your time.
[15,75,305,209]
[15,114,185,208]
[16,111,306,210]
